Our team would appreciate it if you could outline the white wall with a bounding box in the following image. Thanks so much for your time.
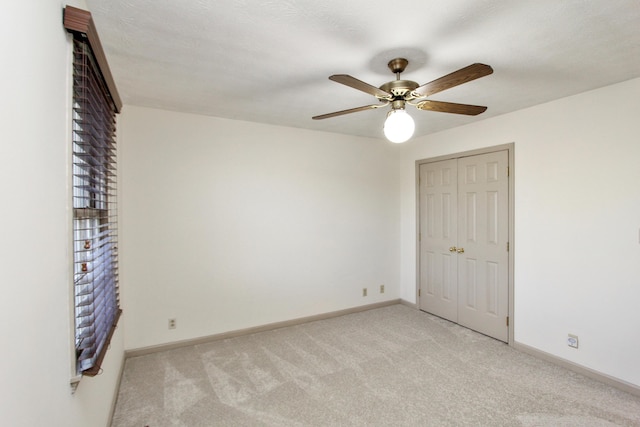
[399,77,640,387]
[119,107,401,349]
[0,1,124,426]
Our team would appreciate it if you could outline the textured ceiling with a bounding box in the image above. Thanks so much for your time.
[86,0,640,140]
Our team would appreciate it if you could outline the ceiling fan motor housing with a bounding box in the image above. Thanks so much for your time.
[379,80,419,99]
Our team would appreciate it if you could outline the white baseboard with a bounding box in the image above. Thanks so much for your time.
[513,341,640,397]
[399,299,417,309]
[126,299,401,358]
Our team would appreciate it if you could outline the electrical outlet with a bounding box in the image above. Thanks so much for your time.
[362,288,367,297]
[567,334,578,348]
[380,284,385,293]
[168,318,177,329]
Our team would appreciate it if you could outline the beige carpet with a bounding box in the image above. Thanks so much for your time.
[111,305,640,426]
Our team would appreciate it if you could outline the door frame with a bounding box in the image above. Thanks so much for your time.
[415,143,515,345]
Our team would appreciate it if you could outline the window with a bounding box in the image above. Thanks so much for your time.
[64,6,123,376]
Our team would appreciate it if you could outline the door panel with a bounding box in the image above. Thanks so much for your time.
[418,159,458,322]
[457,151,509,342]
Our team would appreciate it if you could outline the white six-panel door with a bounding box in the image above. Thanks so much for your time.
[419,150,509,342]
[418,159,459,323]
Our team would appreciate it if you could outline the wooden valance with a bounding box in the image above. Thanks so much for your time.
[64,5,122,112]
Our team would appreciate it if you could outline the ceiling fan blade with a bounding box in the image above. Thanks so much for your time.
[329,74,392,99]
[312,103,387,120]
[416,100,487,116]
[413,63,493,97]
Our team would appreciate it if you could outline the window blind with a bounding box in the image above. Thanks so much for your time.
[70,32,121,376]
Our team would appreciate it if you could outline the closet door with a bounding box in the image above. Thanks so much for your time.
[418,150,509,342]
[418,159,458,323]
[457,151,509,342]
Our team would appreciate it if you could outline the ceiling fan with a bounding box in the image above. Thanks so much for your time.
[312,58,493,143]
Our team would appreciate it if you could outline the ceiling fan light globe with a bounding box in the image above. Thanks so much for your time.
[384,109,415,143]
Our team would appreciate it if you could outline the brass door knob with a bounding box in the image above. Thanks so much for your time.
[457,247,465,254]
[449,246,457,252]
